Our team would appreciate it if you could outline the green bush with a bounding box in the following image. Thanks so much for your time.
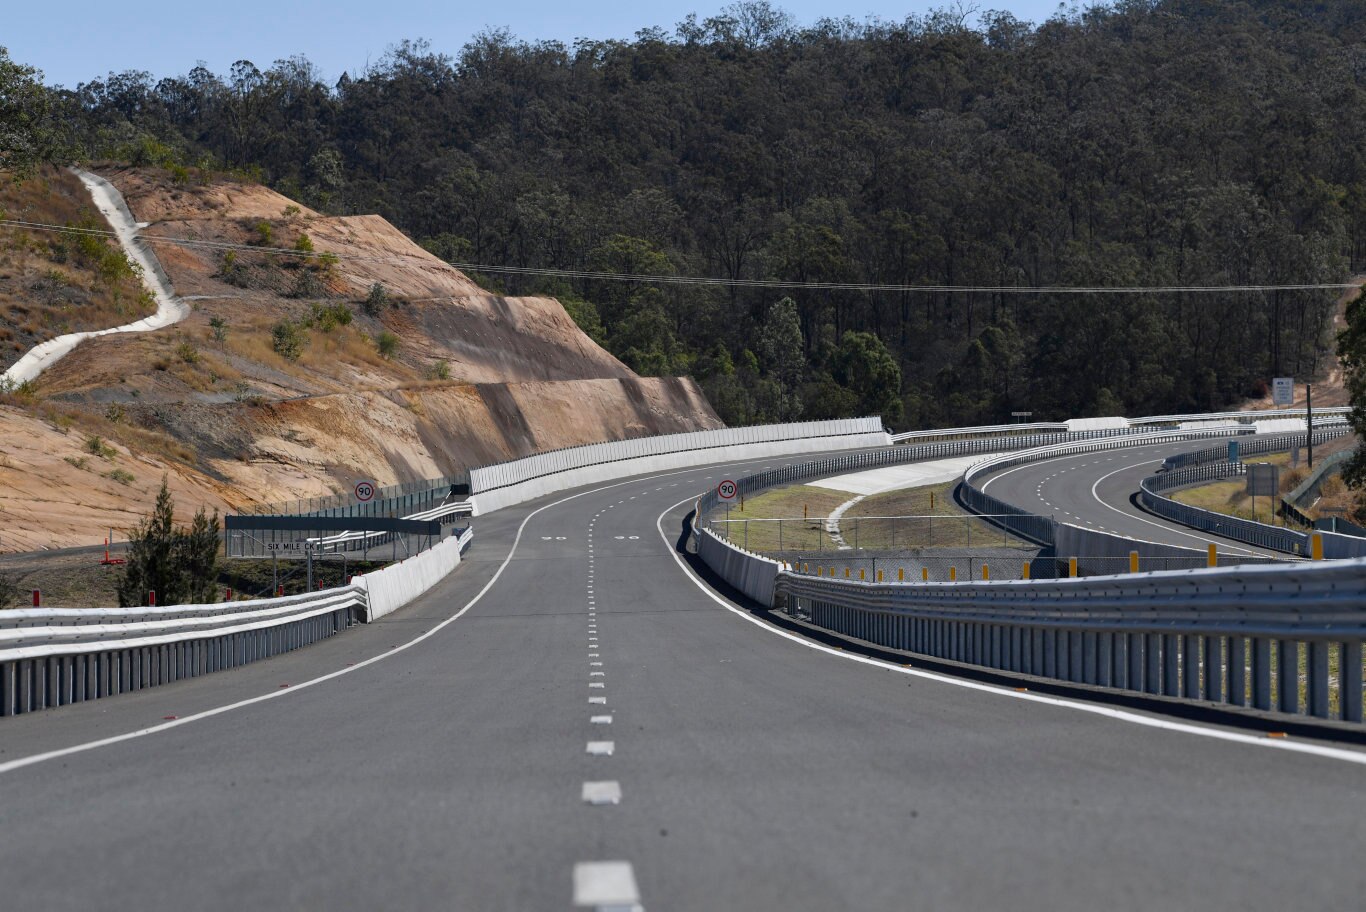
[377,330,399,359]
[85,435,116,459]
[426,359,451,380]
[252,221,274,245]
[363,282,389,315]
[271,320,308,360]
[307,302,354,333]
[294,233,314,253]
[177,341,199,364]
[107,469,135,485]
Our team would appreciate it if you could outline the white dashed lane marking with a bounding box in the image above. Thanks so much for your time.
[581,781,622,805]
[573,861,641,909]
[586,741,615,756]
[591,715,612,724]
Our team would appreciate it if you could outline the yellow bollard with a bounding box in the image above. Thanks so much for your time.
[950,566,957,582]
[1022,561,1031,580]
[877,569,884,582]
[921,567,929,582]
[804,504,808,520]
[845,567,850,579]
[859,568,866,581]
[1069,557,1078,578]
[1207,544,1217,568]
[1129,551,1139,574]
[898,568,905,582]
[982,564,990,581]
[1312,533,1324,561]
[803,563,809,573]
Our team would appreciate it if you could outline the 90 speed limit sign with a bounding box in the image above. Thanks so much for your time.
[354,479,378,502]
[717,479,738,502]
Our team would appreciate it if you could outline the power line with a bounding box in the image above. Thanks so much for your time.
[1,216,1359,295]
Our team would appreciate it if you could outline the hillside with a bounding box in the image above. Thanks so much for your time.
[0,166,156,372]
[0,166,719,549]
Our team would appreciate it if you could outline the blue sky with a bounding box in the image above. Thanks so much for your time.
[8,1,1074,88]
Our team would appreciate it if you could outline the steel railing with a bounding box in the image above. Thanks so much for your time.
[775,558,1366,723]
[0,587,366,716]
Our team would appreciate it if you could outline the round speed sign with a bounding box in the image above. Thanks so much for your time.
[354,479,378,502]
[717,479,738,502]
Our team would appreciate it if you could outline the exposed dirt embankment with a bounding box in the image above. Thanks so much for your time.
[0,166,719,550]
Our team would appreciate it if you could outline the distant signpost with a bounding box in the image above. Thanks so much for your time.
[355,479,377,502]
[1272,377,1294,406]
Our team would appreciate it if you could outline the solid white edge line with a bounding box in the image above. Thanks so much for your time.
[654,495,1366,766]
[1088,463,1269,558]
[0,460,751,777]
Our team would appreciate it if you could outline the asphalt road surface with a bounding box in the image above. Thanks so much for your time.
[3,450,1363,911]
[972,436,1287,558]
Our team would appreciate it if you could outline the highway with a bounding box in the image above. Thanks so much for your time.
[3,450,1364,910]
[972,436,1286,557]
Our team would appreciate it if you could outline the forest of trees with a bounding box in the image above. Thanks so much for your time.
[8,0,1366,429]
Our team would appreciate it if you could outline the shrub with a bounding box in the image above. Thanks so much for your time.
[294,233,314,253]
[317,252,339,273]
[85,435,117,459]
[107,469,135,485]
[363,282,389,315]
[282,205,301,218]
[426,359,451,380]
[290,268,323,299]
[376,331,400,359]
[307,302,354,333]
[252,221,274,245]
[271,320,308,361]
[219,251,248,287]
[177,341,199,364]
[209,316,228,344]
[63,455,89,470]
[104,403,126,423]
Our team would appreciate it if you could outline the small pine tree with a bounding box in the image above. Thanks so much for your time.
[118,479,179,607]
[363,282,389,316]
[118,478,222,607]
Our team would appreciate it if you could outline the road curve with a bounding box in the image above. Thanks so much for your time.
[973,437,1286,557]
[2,449,1362,910]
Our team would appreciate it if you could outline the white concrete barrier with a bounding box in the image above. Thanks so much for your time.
[470,432,891,515]
[355,528,473,622]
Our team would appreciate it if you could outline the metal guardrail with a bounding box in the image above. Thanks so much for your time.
[1137,427,1356,555]
[1161,422,1349,470]
[958,429,1256,548]
[774,559,1366,722]
[0,588,366,716]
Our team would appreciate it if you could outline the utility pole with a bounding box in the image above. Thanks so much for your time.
[1307,383,1314,469]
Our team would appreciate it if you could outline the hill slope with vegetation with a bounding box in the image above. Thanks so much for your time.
[0,165,718,549]
[30,0,1366,428]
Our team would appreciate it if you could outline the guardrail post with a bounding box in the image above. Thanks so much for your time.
[1227,637,1246,706]
[1068,557,1078,578]
[949,566,957,582]
[982,564,990,581]
[31,590,40,607]
[1145,634,1161,695]
[1163,634,1180,695]
[1129,551,1139,574]
[1207,545,1217,568]
[1203,637,1222,703]
[1252,638,1272,710]
[1022,561,1030,580]
[1307,642,1329,718]
[1278,640,1299,714]
[1311,533,1324,560]
[1342,642,1363,723]
[921,568,928,582]
[1182,636,1199,698]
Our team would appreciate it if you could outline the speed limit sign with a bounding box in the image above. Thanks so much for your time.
[354,479,378,502]
[717,479,738,502]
